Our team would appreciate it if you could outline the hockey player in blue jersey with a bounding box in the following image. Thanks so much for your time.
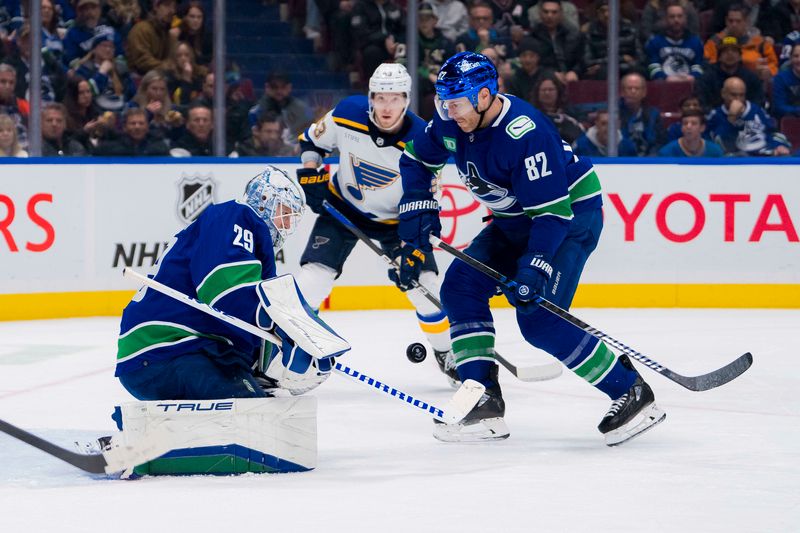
[293,63,459,386]
[397,52,665,445]
[116,166,337,400]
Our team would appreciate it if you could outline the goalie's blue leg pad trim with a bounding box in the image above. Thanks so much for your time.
[118,352,267,401]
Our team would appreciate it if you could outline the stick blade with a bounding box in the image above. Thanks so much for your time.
[513,361,563,382]
[439,379,485,424]
[667,352,754,392]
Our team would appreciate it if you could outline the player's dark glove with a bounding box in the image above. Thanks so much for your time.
[388,245,427,291]
[397,198,441,251]
[502,252,553,314]
[296,167,331,214]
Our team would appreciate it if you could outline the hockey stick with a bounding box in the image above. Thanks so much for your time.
[322,199,562,382]
[122,268,484,424]
[0,417,188,475]
[430,235,754,392]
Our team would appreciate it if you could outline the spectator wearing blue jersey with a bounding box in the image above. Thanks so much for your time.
[772,44,800,119]
[74,25,135,113]
[574,109,637,156]
[62,0,122,68]
[707,76,791,156]
[778,30,800,69]
[620,72,666,156]
[40,0,65,65]
[645,2,704,81]
[658,110,725,157]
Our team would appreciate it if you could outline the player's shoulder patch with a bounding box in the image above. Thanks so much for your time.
[332,95,369,123]
[505,115,536,139]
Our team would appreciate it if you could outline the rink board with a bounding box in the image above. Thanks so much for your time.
[1,157,798,319]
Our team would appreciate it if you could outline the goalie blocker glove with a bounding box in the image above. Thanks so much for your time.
[296,167,331,214]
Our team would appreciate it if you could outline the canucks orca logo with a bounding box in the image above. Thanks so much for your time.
[458,161,516,211]
[346,155,399,201]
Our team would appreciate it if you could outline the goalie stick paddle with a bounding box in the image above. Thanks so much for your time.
[322,199,562,383]
[430,235,754,392]
[0,418,108,474]
[122,268,484,424]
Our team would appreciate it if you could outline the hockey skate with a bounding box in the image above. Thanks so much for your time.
[434,350,461,389]
[598,365,666,446]
[433,385,509,442]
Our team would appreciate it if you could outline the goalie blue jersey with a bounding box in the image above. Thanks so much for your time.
[400,93,602,256]
[116,201,276,376]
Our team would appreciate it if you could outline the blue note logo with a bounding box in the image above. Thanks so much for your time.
[346,155,400,201]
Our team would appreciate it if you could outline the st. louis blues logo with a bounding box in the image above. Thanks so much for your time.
[458,161,516,211]
[346,154,400,201]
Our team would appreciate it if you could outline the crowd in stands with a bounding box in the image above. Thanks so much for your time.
[1,0,800,157]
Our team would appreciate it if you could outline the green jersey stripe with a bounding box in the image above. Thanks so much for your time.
[452,333,495,364]
[117,322,233,362]
[569,170,602,205]
[196,261,262,304]
[404,140,445,174]
[523,196,574,220]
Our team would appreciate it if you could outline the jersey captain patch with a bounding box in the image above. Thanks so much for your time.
[346,154,400,201]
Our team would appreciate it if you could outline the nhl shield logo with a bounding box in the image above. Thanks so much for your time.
[177,173,215,224]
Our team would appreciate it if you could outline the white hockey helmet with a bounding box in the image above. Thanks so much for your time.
[368,63,412,129]
[243,165,306,251]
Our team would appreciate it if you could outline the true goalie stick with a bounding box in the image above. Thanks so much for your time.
[122,268,484,424]
[430,235,754,392]
[322,199,562,382]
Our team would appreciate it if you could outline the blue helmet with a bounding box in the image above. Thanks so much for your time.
[435,52,499,107]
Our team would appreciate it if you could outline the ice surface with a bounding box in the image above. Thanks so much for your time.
[0,309,797,532]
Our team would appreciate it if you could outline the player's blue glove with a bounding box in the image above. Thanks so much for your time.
[397,198,441,251]
[388,245,427,291]
[503,253,553,314]
[296,167,331,214]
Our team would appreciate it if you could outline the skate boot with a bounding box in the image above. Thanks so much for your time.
[433,383,509,442]
[598,360,666,446]
[434,349,461,389]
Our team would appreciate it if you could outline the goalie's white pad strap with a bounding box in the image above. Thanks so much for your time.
[257,274,351,358]
[108,397,317,473]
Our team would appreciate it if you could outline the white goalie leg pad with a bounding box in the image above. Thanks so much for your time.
[293,262,338,310]
[112,397,317,474]
[257,273,350,358]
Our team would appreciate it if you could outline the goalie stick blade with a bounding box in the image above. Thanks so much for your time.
[663,352,754,392]
[438,379,486,425]
[0,418,109,474]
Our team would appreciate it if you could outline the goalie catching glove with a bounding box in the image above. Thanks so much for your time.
[296,166,331,214]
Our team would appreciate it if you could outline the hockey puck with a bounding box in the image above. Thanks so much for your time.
[406,342,427,363]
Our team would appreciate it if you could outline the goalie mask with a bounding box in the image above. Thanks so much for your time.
[368,63,412,131]
[244,165,306,251]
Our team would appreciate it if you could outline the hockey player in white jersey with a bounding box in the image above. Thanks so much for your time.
[294,63,458,385]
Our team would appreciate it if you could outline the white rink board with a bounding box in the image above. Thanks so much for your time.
[1,161,799,294]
